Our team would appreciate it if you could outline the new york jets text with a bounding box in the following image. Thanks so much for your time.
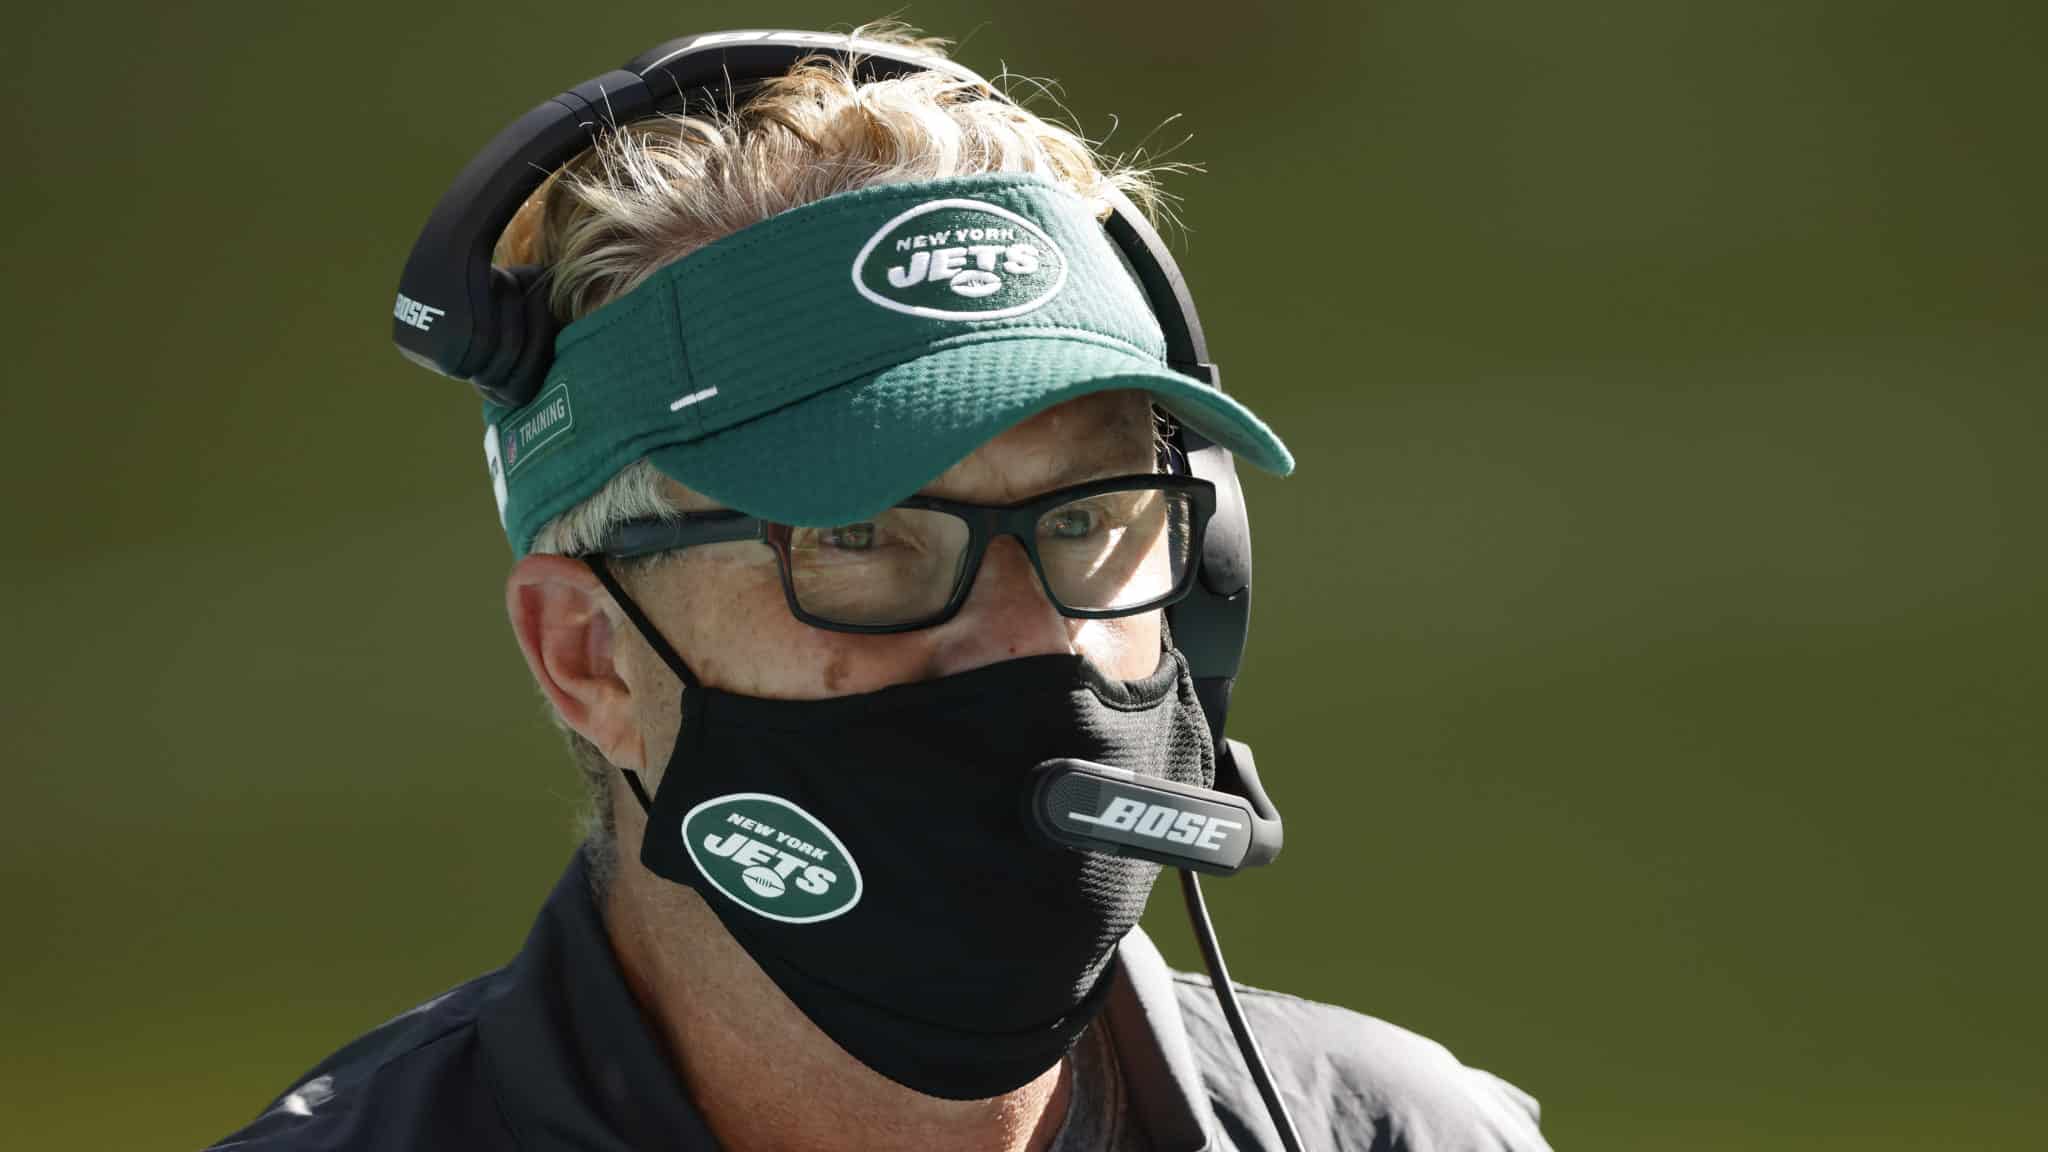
[701,811,838,897]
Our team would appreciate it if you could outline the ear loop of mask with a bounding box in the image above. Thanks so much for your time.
[582,554,698,814]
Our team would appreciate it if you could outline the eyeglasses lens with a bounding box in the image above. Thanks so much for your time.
[1036,487,1194,612]
[785,508,970,627]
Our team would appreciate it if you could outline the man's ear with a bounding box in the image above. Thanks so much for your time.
[506,554,645,772]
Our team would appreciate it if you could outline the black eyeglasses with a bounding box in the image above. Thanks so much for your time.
[585,474,1216,634]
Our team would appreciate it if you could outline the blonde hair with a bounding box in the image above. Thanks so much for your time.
[499,23,1184,890]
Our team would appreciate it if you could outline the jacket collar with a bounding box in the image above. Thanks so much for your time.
[478,850,1216,1150]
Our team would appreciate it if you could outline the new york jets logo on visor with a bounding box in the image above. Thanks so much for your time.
[682,793,864,923]
[852,198,1068,319]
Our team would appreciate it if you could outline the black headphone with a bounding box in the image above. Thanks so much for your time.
[390,28,1279,876]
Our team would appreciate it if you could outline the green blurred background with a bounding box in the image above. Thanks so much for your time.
[4,1,2042,1147]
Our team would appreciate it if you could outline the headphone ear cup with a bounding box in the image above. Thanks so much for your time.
[476,265,557,409]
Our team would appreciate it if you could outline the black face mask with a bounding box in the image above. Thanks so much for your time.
[588,559,1215,1100]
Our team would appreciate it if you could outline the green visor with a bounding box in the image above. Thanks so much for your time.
[483,172,1293,556]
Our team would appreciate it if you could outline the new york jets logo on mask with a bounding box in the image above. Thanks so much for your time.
[852,198,1068,319]
[682,793,864,923]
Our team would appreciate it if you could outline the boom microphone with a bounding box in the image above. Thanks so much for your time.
[1029,739,1283,874]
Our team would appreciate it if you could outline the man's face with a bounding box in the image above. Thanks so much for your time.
[610,388,1164,774]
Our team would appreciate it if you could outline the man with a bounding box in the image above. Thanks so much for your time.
[214,26,1550,1152]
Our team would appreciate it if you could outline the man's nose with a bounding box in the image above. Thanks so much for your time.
[926,535,1074,677]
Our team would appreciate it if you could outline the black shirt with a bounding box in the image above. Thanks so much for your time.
[208,851,1550,1150]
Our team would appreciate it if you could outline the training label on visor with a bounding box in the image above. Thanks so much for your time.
[682,792,864,923]
[851,197,1068,320]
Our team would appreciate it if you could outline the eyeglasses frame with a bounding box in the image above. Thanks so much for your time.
[584,473,1218,635]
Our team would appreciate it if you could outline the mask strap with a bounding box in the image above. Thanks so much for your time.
[581,554,702,814]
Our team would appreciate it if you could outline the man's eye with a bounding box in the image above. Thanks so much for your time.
[1043,508,1098,540]
[822,523,878,551]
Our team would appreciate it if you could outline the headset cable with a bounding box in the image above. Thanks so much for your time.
[1181,869,1308,1152]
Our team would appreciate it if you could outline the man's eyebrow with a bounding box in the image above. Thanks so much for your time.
[919,436,1158,501]
[1039,448,1160,487]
